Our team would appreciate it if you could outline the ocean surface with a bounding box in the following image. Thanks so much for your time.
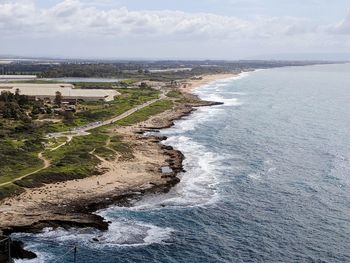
[14,63,350,262]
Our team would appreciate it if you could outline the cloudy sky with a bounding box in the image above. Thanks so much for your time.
[1,0,350,60]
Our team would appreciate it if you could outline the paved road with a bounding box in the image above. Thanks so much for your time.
[0,94,166,187]
[48,93,165,138]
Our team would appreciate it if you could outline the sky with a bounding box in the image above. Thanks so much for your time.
[1,0,350,60]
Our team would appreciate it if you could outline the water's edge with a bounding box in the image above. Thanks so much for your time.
[2,91,225,261]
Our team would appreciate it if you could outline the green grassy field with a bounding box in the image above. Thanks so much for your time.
[0,183,24,200]
[48,87,160,132]
[14,130,137,188]
[0,120,46,198]
[116,99,174,126]
[0,87,174,199]
[166,90,183,98]
[16,132,107,188]
[0,133,44,185]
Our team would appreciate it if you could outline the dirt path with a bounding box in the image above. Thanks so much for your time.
[49,136,72,151]
[38,152,50,169]
[0,152,50,187]
[0,136,72,187]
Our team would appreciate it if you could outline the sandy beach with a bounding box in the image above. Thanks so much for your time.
[180,73,238,93]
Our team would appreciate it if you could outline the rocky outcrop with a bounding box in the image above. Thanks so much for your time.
[0,94,221,260]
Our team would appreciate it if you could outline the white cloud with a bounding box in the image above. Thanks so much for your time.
[329,10,350,34]
[0,0,317,39]
[0,0,348,59]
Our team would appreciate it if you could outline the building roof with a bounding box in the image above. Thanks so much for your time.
[0,83,120,101]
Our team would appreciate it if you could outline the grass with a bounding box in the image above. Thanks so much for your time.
[0,183,25,200]
[166,90,183,98]
[109,135,134,161]
[0,137,44,184]
[118,79,137,85]
[15,132,107,188]
[48,87,160,132]
[0,88,158,191]
[94,147,116,160]
[73,82,119,87]
[46,137,68,150]
[0,162,44,185]
[166,90,202,104]
[14,130,134,188]
[0,128,46,198]
[116,99,174,126]
[0,87,170,198]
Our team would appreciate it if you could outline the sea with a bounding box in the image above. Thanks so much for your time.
[14,63,350,263]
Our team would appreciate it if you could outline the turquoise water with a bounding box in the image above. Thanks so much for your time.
[14,64,350,262]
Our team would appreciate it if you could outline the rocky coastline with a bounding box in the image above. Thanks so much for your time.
[0,92,223,262]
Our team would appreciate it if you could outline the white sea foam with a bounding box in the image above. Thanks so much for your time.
[164,107,225,134]
[14,69,254,260]
[14,251,52,263]
[201,94,243,106]
[119,134,231,210]
[125,72,250,209]
[248,159,277,180]
[13,218,174,254]
[13,218,174,263]
[193,71,251,106]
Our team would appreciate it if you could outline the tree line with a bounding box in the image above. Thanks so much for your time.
[0,90,50,121]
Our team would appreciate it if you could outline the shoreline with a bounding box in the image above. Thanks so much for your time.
[179,73,239,93]
[0,72,239,261]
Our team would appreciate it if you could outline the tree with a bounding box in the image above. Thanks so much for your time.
[139,82,148,88]
[55,91,62,107]
[15,88,20,96]
[62,111,75,125]
[0,101,5,113]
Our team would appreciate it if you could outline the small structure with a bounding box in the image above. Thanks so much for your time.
[0,83,120,102]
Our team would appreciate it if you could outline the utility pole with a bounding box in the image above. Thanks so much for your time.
[8,238,12,263]
[73,246,77,263]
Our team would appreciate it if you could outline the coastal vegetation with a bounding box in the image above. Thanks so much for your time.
[1,60,325,81]
[0,65,238,261]
[13,99,175,188]
[0,86,175,199]
[48,87,160,132]
[0,90,50,121]
[16,132,107,188]
[0,119,45,185]
[116,99,174,126]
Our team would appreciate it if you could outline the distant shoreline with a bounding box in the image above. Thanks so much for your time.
[180,73,240,93]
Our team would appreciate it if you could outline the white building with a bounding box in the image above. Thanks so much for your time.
[0,83,120,102]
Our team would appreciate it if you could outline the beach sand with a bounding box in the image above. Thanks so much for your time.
[180,73,238,93]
